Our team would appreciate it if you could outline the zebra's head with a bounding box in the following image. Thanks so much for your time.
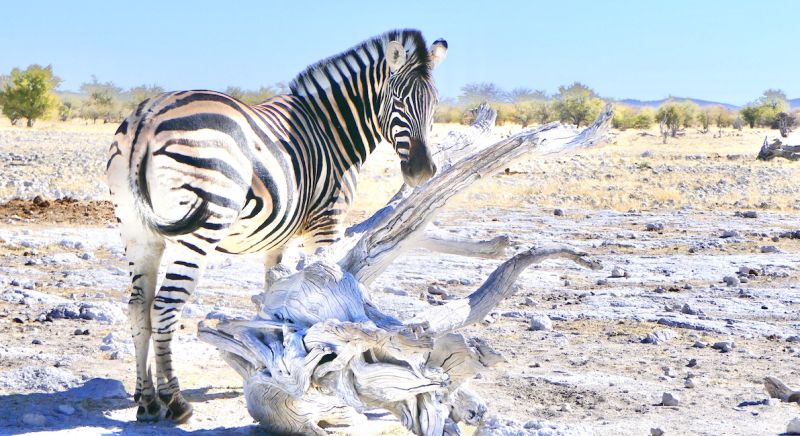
[381,36,448,187]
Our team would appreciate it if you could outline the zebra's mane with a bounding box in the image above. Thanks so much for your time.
[289,29,430,97]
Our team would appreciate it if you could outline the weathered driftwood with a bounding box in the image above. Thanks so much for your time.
[197,105,612,435]
[764,376,800,403]
[757,136,800,161]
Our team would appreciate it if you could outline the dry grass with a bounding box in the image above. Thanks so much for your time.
[4,119,800,215]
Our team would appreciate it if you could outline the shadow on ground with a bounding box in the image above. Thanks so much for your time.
[0,378,257,435]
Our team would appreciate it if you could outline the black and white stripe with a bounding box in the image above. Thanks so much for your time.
[106,29,447,422]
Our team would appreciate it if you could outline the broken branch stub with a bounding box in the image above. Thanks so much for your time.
[197,105,612,435]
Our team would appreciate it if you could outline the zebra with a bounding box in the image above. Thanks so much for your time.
[106,29,447,423]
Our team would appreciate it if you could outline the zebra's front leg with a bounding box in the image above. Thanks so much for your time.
[150,242,213,423]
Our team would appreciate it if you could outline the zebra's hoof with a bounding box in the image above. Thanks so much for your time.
[162,392,193,424]
[135,396,162,422]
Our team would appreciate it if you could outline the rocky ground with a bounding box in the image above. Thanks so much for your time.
[0,122,799,435]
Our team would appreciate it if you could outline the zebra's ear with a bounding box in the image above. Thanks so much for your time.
[429,39,448,69]
[386,41,407,73]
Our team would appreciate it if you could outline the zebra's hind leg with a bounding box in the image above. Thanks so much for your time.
[124,230,166,422]
[151,228,233,423]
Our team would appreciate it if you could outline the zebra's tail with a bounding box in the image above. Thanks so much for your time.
[132,145,211,237]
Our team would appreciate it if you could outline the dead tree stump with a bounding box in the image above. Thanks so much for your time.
[198,105,613,435]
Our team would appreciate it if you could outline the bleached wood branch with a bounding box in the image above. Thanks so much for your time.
[197,105,612,435]
[757,136,800,161]
[339,104,612,286]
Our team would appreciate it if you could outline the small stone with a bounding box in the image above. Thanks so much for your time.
[723,276,739,286]
[663,367,676,377]
[687,358,697,368]
[596,278,608,286]
[523,297,536,306]
[611,266,626,278]
[693,341,707,348]
[641,329,675,344]
[712,341,735,353]
[787,335,800,343]
[761,245,781,253]
[529,315,553,331]
[646,222,665,232]
[681,304,698,315]
[788,418,800,435]
[110,351,122,360]
[57,404,75,415]
[661,392,680,406]
[650,428,665,436]
[738,265,758,276]
[31,339,42,345]
[22,412,46,426]
[641,150,653,158]
[73,328,89,336]
[735,210,758,218]
[553,208,564,216]
[559,403,572,412]
[79,252,93,260]
[427,285,448,296]
[382,287,409,297]
[684,378,695,388]
[720,230,739,238]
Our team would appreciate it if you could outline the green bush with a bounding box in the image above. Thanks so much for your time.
[0,64,61,127]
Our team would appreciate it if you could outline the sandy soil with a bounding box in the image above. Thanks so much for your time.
[0,121,798,435]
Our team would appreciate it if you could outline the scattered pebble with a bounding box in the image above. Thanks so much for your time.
[687,358,697,368]
[596,278,608,286]
[641,329,675,345]
[787,417,800,435]
[760,245,781,254]
[382,287,409,297]
[661,392,681,407]
[22,412,46,426]
[720,230,739,238]
[684,378,696,389]
[646,222,665,232]
[427,285,448,297]
[57,404,76,415]
[712,341,735,353]
[31,339,42,345]
[611,266,627,278]
[650,428,665,436]
[735,211,758,218]
[553,208,564,216]
[523,297,536,306]
[723,276,739,287]
[529,315,553,331]
[787,335,800,343]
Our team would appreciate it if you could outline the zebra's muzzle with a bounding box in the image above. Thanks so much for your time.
[401,138,436,187]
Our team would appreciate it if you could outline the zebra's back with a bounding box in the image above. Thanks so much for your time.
[107,89,314,255]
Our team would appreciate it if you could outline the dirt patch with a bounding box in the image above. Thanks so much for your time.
[0,197,115,225]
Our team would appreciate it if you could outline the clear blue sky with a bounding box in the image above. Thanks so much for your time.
[1,0,797,105]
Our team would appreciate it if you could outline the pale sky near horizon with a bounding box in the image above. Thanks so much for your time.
[1,0,796,105]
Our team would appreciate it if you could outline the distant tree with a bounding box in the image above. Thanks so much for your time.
[0,64,61,127]
[656,104,682,138]
[698,108,711,133]
[739,105,760,128]
[58,99,78,121]
[225,85,280,105]
[80,76,123,123]
[553,82,603,127]
[508,88,547,103]
[756,89,789,127]
[612,103,654,130]
[774,112,796,138]
[126,84,164,111]
[458,82,508,106]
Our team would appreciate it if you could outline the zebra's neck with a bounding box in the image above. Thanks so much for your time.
[289,47,388,172]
